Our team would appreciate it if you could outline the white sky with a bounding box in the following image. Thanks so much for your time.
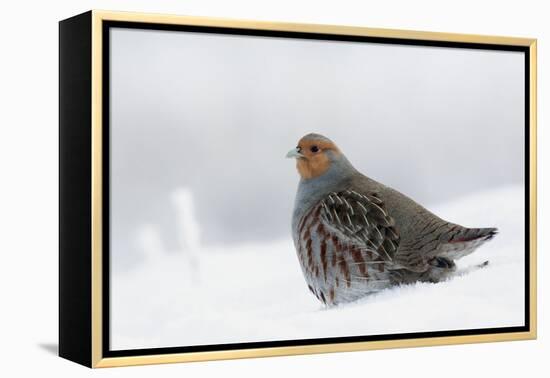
[109,27,525,268]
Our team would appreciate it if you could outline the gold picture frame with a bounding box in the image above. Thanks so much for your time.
[59,10,537,368]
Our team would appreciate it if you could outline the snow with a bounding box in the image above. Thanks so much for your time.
[111,185,525,350]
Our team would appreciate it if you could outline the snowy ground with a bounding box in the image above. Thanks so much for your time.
[111,185,525,350]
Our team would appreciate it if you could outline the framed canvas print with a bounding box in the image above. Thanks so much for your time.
[59,10,537,368]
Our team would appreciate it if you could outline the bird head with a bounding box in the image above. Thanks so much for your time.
[286,133,343,180]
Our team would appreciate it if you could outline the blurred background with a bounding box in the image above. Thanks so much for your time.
[106,21,530,351]
[110,27,524,272]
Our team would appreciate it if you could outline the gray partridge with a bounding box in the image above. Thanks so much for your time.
[287,133,497,306]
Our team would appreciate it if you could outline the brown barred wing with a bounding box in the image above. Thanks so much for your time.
[318,190,400,262]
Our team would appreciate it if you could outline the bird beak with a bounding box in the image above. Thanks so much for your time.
[286,147,304,159]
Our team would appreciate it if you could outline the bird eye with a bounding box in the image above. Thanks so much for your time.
[310,145,319,153]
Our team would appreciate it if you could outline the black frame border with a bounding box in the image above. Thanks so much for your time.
[101,20,531,359]
[59,11,93,367]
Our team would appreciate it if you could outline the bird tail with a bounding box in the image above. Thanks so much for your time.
[437,227,498,261]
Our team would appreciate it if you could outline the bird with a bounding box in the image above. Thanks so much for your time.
[286,133,497,306]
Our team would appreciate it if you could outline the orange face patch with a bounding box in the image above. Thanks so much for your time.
[295,138,340,180]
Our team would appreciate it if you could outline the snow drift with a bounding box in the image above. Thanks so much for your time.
[111,185,525,350]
